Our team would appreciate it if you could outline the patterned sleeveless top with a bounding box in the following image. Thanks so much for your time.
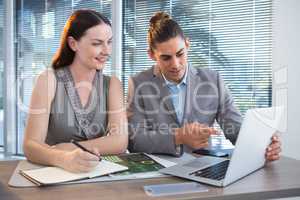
[45,67,110,145]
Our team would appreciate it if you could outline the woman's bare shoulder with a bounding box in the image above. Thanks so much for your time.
[34,68,57,100]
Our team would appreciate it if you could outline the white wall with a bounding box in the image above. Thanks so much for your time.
[273,0,300,160]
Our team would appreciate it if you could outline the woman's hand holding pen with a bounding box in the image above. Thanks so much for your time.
[52,140,102,173]
[54,142,101,156]
[59,148,99,173]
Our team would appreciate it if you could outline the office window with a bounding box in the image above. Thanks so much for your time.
[122,0,170,95]
[16,0,112,154]
[0,0,4,147]
[123,0,272,113]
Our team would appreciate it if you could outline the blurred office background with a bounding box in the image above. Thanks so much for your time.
[0,0,298,161]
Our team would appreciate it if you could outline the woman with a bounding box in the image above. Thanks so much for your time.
[23,9,128,173]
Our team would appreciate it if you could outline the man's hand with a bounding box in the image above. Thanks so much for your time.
[265,134,281,162]
[175,122,217,149]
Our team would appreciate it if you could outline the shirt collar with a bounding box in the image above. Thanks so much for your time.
[161,65,189,87]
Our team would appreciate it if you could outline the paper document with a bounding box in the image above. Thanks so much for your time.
[103,153,173,177]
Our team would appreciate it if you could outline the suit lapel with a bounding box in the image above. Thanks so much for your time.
[182,64,199,124]
[152,66,178,123]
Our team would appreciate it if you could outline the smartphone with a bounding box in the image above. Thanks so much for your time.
[192,149,228,157]
[144,182,208,196]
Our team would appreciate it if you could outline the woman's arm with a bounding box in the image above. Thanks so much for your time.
[23,69,62,165]
[23,70,99,172]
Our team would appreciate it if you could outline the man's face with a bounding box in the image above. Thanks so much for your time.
[149,36,189,83]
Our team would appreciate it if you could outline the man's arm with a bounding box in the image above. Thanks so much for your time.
[215,72,243,145]
[215,73,282,162]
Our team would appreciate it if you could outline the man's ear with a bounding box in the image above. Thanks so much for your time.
[147,48,157,61]
[185,37,190,50]
[67,36,77,52]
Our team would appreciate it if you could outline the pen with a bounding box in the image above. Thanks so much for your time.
[70,139,102,161]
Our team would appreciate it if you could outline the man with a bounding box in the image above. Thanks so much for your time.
[127,11,281,161]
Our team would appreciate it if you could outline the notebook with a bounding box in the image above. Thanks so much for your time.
[20,160,128,186]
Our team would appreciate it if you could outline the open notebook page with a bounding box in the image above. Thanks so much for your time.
[20,160,128,185]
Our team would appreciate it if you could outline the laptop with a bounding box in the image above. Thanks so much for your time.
[160,107,284,187]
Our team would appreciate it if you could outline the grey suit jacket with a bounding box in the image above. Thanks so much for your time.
[127,64,242,156]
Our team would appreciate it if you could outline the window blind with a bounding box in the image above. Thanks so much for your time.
[122,0,272,114]
[0,0,4,146]
[122,0,171,94]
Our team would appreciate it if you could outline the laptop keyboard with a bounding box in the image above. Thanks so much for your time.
[189,160,230,181]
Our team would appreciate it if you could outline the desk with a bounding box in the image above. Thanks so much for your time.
[0,156,300,200]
